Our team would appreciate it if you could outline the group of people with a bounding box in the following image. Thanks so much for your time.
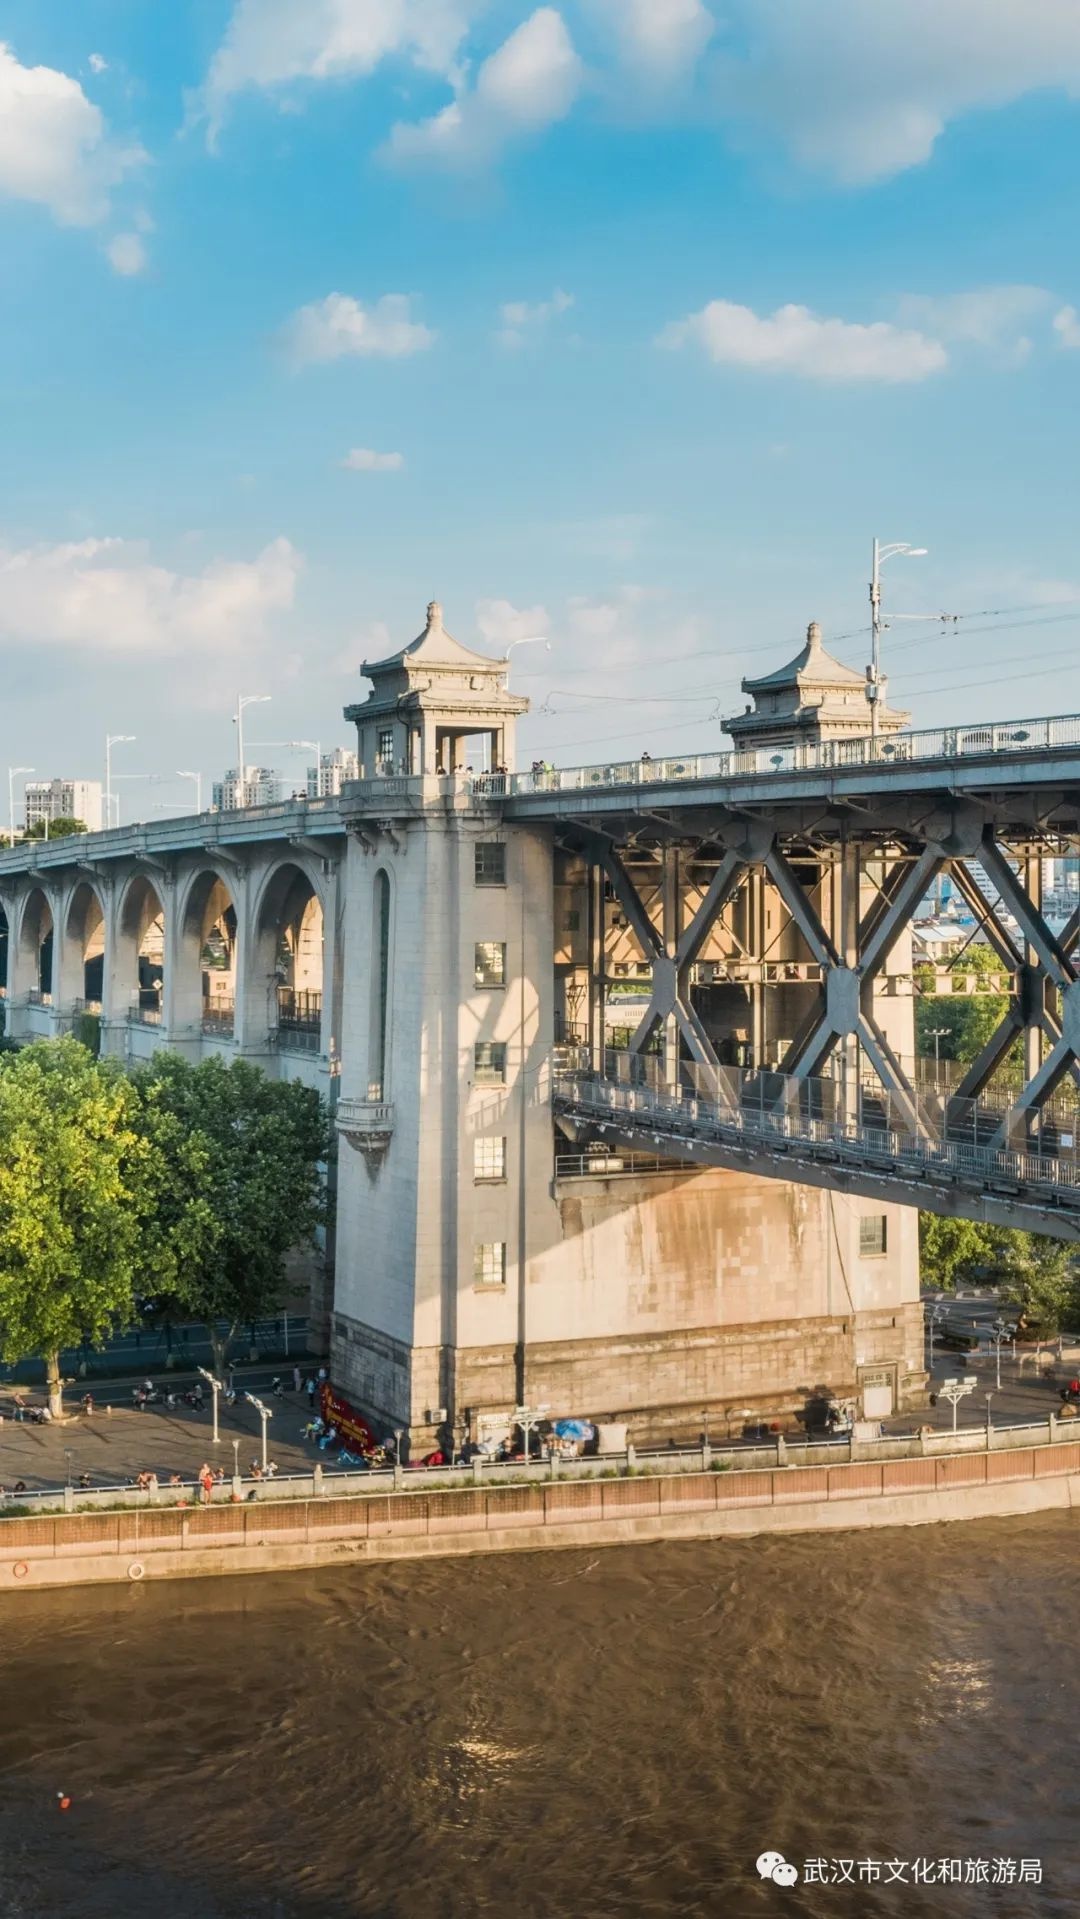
[10,1394,51,1425]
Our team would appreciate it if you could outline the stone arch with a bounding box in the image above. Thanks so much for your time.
[59,878,107,1006]
[15,887,54,1000]
[115,871,166,1024]
[176,865,238,1037]
[250,858,326,1052]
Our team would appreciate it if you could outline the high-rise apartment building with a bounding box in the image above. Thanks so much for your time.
[306,747,359,798]
[24,778,104,834]
[211,766,284,810]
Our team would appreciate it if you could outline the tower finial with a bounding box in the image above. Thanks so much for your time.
[806,620,822,653]
[427,600,443,630]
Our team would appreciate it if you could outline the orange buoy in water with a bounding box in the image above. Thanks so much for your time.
[57,1792,71,1812]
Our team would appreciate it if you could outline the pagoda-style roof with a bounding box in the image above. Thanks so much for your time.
[743,620,867,695]
[726,620,908,748]
[361,601,504,678]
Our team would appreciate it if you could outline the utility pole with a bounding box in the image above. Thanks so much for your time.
[867,539,927,748]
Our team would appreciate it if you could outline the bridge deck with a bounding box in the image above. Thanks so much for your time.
[554,1070,1080,1240]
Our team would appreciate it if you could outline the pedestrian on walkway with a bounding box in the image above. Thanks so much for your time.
[293,1365,302,1394]
[199,1461,214,1505]
[306,1376,316,1409]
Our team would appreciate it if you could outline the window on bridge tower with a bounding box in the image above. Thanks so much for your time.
[859,1215,888,1257]
[474,1136,506,1181]
[474,1243,506,1288]
[474,942,506,989]
[475,842,506,886]
[474,1041,507,1084]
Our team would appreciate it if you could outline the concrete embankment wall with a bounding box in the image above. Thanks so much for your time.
[3,1441,1079,1591]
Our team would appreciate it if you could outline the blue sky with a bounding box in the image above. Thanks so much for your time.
[3,1,1080,803]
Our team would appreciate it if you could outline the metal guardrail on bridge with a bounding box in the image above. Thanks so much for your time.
[470,708,1080,797]
[553,1067,1080,1235]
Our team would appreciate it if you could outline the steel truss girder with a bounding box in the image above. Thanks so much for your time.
[584,835,745,1091]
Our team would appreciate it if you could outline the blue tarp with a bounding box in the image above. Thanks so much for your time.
[552,1418,595,1441]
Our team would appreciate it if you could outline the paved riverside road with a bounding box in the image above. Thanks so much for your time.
[0,1369,337,1494]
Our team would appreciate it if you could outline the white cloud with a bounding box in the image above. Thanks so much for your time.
[106,231,147,276]
[386,8,582,167]
[898,285,1053,362]
[0,535,301,658]
[197,0,470,142]
[714,0,1080,184]
[341,446,405,470]
[1053,305,1080,349]
[282,292,435,365]
[476,597,550,645]
[0,40,144,225]
[659,298,947,383]
[88,53,108,76]
[588,0,713,81]
[496,286,573,347]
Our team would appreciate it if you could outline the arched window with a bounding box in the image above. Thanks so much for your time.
[369,870,392,1099]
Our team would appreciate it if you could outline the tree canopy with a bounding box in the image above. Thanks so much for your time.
[0,1040,149,1412]
[130,1052,330,1371]
[914,943,1014,1067]
[0,1040,331,1404]
[25,817,88,841]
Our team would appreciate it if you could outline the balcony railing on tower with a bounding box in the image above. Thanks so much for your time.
[275,986,321,1052]
[202,996,235,1037]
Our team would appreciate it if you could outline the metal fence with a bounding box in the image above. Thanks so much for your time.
[555,1064,1080,1210]
[494,709,1080,796]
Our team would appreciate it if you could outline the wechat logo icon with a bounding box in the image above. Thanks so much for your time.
[756,1851,799,1887]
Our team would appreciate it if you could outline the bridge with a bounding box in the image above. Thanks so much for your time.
[1,602,1077,1444]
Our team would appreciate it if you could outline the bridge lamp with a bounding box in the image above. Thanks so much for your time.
[105,735,136,830]
[197,1366,225,1444]
[176,770,203,813]
[244,1391,272,1471]
[233,694,271,807]
[868,540,927,744]
[7,766,33,848]
[504,636,550,671]
[927,1026,949,1080]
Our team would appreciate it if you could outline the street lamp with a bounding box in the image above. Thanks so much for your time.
[926,1302,946,1363]
[504,637,550,673]
[233,694,271,808]
[197,1366,224,1444]
[249,740,321,799]
[176,770,203,813]
[989,1318,1010,1392]
[868,540,927,744]
[105,735,136,830]
[514,1402,550,1464]
[985,1391,994,1446]
[244,1391,272,1470]
[938,1375,976,1433]
[7,766,33,848]
[927,1026,949,1084]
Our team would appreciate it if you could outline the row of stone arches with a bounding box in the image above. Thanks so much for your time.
[0,857,330,1052]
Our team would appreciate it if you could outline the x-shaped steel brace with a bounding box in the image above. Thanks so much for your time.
[771,844,945,1136]
[966,833,1080,1145]
[585,835,745,1092]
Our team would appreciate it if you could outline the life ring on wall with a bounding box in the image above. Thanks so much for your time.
[12,1561,28,1580]
[127,1561,145,1581]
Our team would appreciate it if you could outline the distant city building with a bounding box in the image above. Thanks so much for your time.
[24,778,104,833]
[307,747,359,798]
[212,766,283,810]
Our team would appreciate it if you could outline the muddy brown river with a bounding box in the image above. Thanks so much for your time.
[0,1514,1076,1917]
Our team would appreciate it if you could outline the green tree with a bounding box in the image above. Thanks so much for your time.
[915,944,1013,1067]
[919,1213,999,1291]
[132,1053,330,1373]
[25,817,88,841]
[996,1234,1080,1334]
[0,1039,148,1413]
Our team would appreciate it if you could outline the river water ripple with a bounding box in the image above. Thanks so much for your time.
[0,1513,1077,1918]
